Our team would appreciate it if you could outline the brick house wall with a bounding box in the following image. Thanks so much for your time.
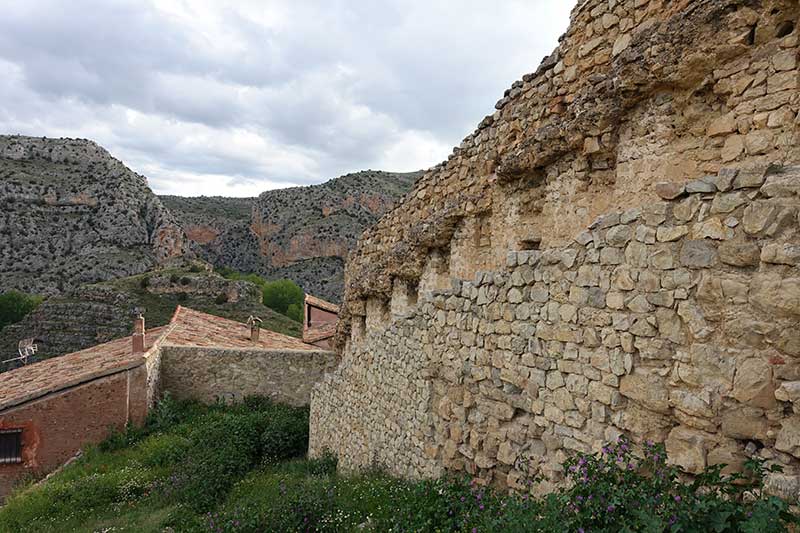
[0,364,147,499]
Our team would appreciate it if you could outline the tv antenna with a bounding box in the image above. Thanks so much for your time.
[3,338,38,366]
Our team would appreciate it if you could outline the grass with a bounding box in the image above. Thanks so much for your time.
[1,396,796,533]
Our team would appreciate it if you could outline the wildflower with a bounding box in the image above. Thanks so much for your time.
[607,505,615,512]
[674,495,681,502]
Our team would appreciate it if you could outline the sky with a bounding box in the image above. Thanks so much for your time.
[0,0,574,196]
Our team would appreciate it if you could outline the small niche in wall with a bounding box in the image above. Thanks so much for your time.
[407,281,419,307]
[518,237,541,251]
[776,20,795,38]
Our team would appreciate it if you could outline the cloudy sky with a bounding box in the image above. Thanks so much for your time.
[0,0,574,196]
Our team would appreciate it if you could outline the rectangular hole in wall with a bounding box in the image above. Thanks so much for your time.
[0,429,22,464]
[407,282,419,307]
[519,238,541,251]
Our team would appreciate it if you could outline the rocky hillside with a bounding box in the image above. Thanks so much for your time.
[163,170,420,302]
[0,259,301,370]
[0,135,186,296]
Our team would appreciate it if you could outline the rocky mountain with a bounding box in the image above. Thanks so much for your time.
[162,170,421,302]
[0,135,186,296]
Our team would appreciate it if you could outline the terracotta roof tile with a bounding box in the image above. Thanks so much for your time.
[164,306,318,351]
[0,327,168,412]
[303,322,337,344]
[0,306,322,412]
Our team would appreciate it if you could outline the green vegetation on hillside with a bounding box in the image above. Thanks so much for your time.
[218,268,304,323]
[103,268,302,338]
[1,397,794,533]
[0,290,43,330]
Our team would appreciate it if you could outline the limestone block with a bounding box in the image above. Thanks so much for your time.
[772,49,797,71]
[721,135,744,162]
[673,195,702,222]
[760,243,800,265]
[764,473,800,503]
[679,240,718,268]
[707,113,737,137]
[749,273,800,318]
[619,369,669,413]
[720,408,769,440]
[761,171,800,198]
[775,417,800,458]
[655,182,685,200]
[732,357,776,409]
[719,241,761,266]
[665,426,715,474]
[744,130,774,155]
[656,225,689,242]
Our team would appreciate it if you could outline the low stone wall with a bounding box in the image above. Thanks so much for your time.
[160,346,337,406]
[310,166,800,499]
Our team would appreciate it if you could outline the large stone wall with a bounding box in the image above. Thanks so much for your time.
[310,165,800,499]
[335,0,800,337]
[160,346,337,406]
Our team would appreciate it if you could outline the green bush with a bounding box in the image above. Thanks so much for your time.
[261,279,303,318]
[286,302,303,323]
[139,276,150,289]
[0,290,43,330]
[215,292,229,304]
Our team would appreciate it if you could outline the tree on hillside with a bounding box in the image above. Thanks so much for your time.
[0,291,43,330]
[262,279,304,321]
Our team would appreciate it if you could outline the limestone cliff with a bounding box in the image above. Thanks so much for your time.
[0,135,187,296]
[163,170,420,302]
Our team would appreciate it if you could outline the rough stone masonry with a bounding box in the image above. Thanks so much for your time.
[310,0,800,501]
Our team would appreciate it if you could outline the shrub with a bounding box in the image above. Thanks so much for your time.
[139,276,150,289]
[286,302,303,323]
[169,273,180,284]
[261,279,303,316]
[180,276,191,286]
[215,293,229,305]
[177,292,188,303]
[0,290,43,330]
[260,405,310,463]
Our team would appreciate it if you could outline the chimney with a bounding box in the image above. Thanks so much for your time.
[247,316,262,342]
[132,314,145,353]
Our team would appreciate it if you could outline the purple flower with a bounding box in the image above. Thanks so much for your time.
[607,505,615,512]
[674,495,681,502]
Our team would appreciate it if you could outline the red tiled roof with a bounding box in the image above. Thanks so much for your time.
[163,306,319,351]
[0,327,168,412]
[303,322,337,344]
[0,306,323,412]
[304,294,340,314]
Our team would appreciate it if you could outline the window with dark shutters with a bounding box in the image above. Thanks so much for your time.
[0,429,22,464]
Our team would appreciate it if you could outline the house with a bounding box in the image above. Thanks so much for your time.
[0,306,336,500]
[302,294,340,350]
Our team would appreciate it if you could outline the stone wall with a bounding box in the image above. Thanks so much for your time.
[310,165,800,499]
[335,0,800,339]
[160,346,337,406]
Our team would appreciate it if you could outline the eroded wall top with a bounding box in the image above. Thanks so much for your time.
[337,0,800,345]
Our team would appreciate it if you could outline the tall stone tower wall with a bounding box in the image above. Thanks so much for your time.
[310,0,800,498]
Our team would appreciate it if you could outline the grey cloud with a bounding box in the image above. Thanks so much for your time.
[0,0,574,195]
